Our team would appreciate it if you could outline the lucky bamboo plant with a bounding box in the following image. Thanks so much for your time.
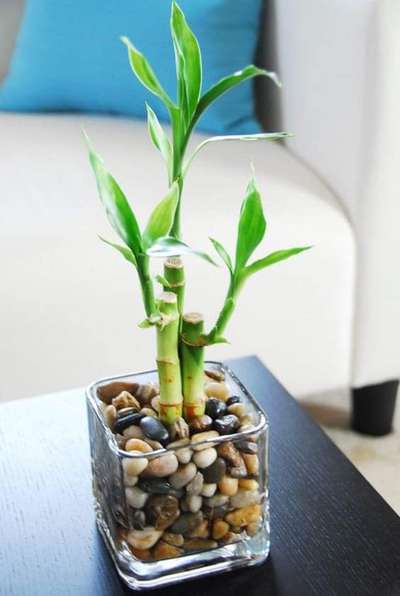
[86,2,310,425]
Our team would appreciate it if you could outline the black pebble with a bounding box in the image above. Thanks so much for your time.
[113,412,145,434]
[226,396,241,407]
[202,457,226,483]
[205,398,227,419]
[213,414,240,435]
[138,478,183,498]
[140,416,169,444]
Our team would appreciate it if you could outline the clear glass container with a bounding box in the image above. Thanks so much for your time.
[86,361,269,590]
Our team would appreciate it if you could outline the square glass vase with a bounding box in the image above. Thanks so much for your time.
[86,361,270,590]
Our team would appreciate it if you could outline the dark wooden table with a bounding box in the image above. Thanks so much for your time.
[1,356,399,596]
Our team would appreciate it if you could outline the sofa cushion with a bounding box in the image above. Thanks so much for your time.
[0,0,262,135]
[0,113,355,400]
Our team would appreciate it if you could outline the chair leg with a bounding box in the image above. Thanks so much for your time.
[351,380,399,436]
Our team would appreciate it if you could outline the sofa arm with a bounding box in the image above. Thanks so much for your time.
[265,0,400,387]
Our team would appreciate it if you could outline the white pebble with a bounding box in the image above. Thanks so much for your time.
[201,483,217,497]
[230,489,261,509]
[186,495,202,513]
[193,447,217,468]
[123,473,138,487]
[205,382,230,401]
[127,527,162,550]
[122,456,148,476]
[170,462,197,489]
[125,486,148,509]
[123,425,144,439]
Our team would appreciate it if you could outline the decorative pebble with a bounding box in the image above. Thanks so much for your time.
[114,412,145,434]
[140,416,169,444]
[216,441,242,467]
[140,407,158,418]
[191,431,219,451]
[170,512,203,536]
[151,396,160,413]
[125,486,149,509]
[204,369,225,382]
[220,531,242,545]
[213,415,240,435]
[185,495,202,513]
[127,527,162,550]
[184,538,218,551]
[123,425,144,440]
[204,494,229,508]
[212,519,230,540]
[203,504,228,520]
[123,473,138,487]
[218,476,239,497]
[130,547,152,560]
[129,509,146,530]
[247,520,261,536]
[125,439,152,453]
[97,381,139,404]
[205,398,227,419]
[170,463,197,489]
[168,417,190,441]
[242,453,259,475]
[230,490,261,509]
[229,457,248,479]
[112,391,141,411]
[168,439,192,464]
[122,456,148,477]
[236,440,258,454]
[188,519,209,538]
[153,541,183,560]
[145,495,180,530]
[143,453,179,478]
[204,381,230,401]
[186,471,204,496]
[138,479,176,495]
[162,532,184,547]
[238,479,259,491]
[202,457,226,484]
[104,405,117,428]
[189,415,213,434]
[135,383,158,405]
[226,395,241,407]
[144,439,164,450]
[225,504,261,527]
[193,447,217,469]
[227,403,246,418]
[201,483,217,497]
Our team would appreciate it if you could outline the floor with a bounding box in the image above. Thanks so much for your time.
[299,389,400,515]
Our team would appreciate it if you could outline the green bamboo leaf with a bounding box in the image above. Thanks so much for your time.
[142,182,180,250]
[147,236,217,266]
[184,132,291,175]
[192,65,280,129]
[244,246,313,277]
[98,236,137,267]
[209,237,233,273]
[121,36,174,108]
[235,178,266,270]
[85,134,143,255]
[146,104,173,178]
[171,2,202,121]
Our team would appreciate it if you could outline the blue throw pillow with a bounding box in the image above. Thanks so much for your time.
[0,0,263,134]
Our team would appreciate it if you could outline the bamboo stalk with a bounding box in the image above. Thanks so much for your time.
[181,312,206,419]
[157,292,183,423]
[163,257,185,315]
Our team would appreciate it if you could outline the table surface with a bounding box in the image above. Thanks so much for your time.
[1,356,399,596]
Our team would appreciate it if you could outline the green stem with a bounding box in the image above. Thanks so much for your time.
[157,291,183,424]
[181,313,205,419]
[163,257,185,316]
[206,273,245,343]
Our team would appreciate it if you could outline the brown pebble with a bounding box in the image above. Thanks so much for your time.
[189,415,213,434]
[212,519,229,540]
[220,531,242,545]
[204,382,230,402]
[217,441,242,467]
[218,476,239,496]
[162,532,184,547]
[225,504,261,527]
[238,479,259,491]
[229,457,248,479]
[153,541,182,560]
[246,521,261,536]
[204,369,225,382]
[135,383,159,405]
[97,381,139,404]
[125,439,152,453]
[184,538,218,552]
[227,403,246,418]
[242,453,259,475]
[129,546,152,560]
[112,391,141,411]
[188,519,209,539]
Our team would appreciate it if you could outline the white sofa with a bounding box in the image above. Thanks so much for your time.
[0,1,398,434]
